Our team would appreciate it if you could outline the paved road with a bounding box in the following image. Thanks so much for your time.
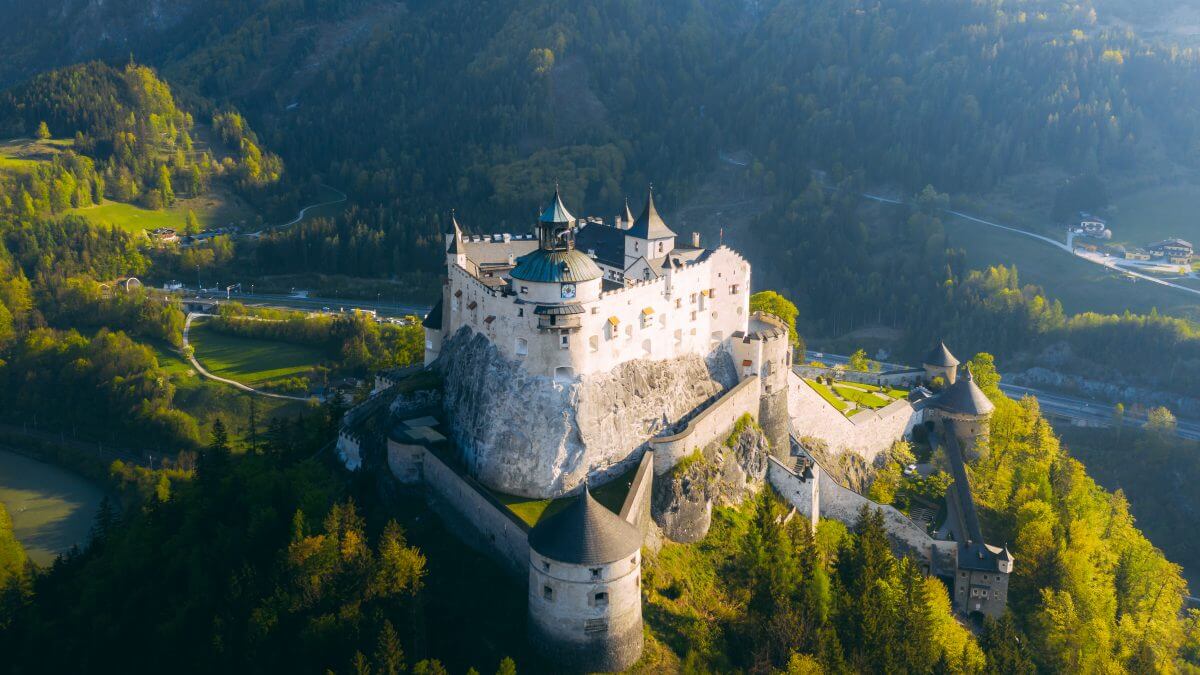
[860,191,1200,299]
[181,288,431,319]
[802,350,1200,440]
[182,313,316,401]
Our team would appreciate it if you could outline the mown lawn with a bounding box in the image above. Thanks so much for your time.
[803,378,848,412]
[188,320,324,388]
[496,464,637,527]
[832,384,892,409]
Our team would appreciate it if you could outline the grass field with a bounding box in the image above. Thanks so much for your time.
[938,206,1200,320]
[68,190,257,235]
[1109,183,1200,248]
[497,465,636,527]
[188,320,324,389]
[0,138,72,175]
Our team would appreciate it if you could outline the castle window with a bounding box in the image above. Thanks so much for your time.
[641,339,652,355]
[690,293,697,303]
[520,286,528,294]
[589,335,599,352]
[690,310,697,321]
[515,338,528,357]
[518,308,524,317]
[675,298,682,308]
[657,241,664,253]
[590,568,602,579]
[594,591,609,608]
[542,560,550,572]
[560,335,569,349]
[543,585,554,601]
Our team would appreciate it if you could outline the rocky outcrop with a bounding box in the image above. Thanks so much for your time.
[651,418,771,542]
[434,327,737,498]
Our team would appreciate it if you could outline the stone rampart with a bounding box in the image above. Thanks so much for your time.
[767,456,940,568]
[788,371,920,464]
[421,447,531,579]
[792,363,924,388]
[649,375,761,474]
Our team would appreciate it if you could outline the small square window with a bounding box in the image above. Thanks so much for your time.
[543,585,554,601]
[590,567,602,579]
[594,591,609,607]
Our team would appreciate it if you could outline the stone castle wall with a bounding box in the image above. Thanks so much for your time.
[792,363,925,388]
[648,375,761,474]
[787,371,920,464]
[420,447,531,579]
[439,245,750,378]
[767,456,947,569]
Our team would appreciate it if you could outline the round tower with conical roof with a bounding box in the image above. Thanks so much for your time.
[922,340,960,386]
[931,364,995,456]
[527,485,644,672]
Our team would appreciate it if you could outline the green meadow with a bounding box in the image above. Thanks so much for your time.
[188,320,324,389]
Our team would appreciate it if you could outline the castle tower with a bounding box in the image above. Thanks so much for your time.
[922,341,960,386]
[446,212,466,269]
[624,189,676,267]
[509,188,604,379]
[730,312,792,455]
[527,485,644,672]
[931,364,995,457]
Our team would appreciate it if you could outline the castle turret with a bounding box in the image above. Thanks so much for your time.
[730,312,792,455]
[446,211,466,269]
[527,485,644,672]
[625,188,676,266]
[932,364,995,456]
[922,340,960,386]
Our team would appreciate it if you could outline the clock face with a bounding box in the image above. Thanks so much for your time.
[561,283,577,299]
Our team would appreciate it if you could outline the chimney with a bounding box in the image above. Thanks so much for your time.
[502,233,512,242]
[507,253,515,266]
[692,232,701,247]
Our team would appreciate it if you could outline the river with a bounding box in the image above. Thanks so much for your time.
[0,447,105,565]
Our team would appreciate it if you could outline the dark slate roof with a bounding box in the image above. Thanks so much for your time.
[534,304,585,315]
[446,214,464,254]
[575,221,625,267]
[510,247,602,283]
[922,341,959,368]
[539,187,575,224]
[628,190,676,240]
[421,299,443,330]
[622,199,635,227]
[528,485,641,565]
[934,365,995,416]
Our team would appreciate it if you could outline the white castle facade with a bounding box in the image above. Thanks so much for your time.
[423,188,756,380]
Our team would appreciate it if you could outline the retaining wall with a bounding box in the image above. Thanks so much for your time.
[767,456,941,569]
[421,448,531,579]
[792,364,925,387]
[788,372,919,463]
[649,375,761,474]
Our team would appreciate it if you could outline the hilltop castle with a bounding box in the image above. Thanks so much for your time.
[342,187,1012,671]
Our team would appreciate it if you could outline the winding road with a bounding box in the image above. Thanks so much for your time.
[182,313,314,401]
[247,184,348,237]
[861,192,1200,299]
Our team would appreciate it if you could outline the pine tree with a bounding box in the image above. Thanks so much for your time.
[373,620,405,675]
[35,121,50,140]
[245,396,260,454]
[495,656,517,675]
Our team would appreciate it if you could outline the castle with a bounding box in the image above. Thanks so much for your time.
[341,187,1013,671]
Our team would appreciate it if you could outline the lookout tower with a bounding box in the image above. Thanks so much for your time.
[527,485,644,673]
[931,364,995,456]
[922,340,960,386]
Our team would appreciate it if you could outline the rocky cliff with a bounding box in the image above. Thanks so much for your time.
[435,327,737,498]
[652,416,771,542]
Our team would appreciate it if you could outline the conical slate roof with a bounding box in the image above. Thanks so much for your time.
[935,365,995,416]
[539,186,575,224]
[628,189,676,240]
[446,212,464,254]
[528,484,641,565]
[622,198,635,228]
[922,340,959,368]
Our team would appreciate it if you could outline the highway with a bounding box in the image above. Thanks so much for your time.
[802,350,1200,441]
[175,286,432,319]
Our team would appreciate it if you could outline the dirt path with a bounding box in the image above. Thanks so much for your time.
[182,313,314,402]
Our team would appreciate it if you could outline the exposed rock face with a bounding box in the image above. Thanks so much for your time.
[652,421,771,542]
[435,327,736,498]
